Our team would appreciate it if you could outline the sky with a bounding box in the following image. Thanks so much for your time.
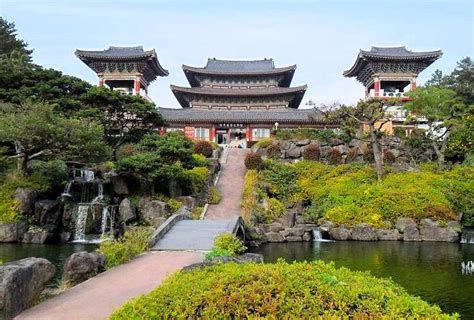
[1,0,473,108]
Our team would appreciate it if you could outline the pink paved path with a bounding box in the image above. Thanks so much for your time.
[205,148,248,220]
[16,251,203,320]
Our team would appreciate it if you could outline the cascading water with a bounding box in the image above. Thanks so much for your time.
[80,169,95,182]
[92,182,104,204]
[74,205,90,241]
[461,229,474,244]
[100,205,117,238]
[312,228,334,242]
[461,261,474,275]
[62,181,73,197]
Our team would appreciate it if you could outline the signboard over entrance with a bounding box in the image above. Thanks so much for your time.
[217,123,244,128]
[184,126,195,139]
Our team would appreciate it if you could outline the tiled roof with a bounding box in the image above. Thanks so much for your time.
[170,85,307,109]
[75,46,155,59]
[205,58,275,71]
[158,107,333,125]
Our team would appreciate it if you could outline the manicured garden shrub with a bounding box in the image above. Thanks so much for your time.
[302,144,320,161]
[363,148,375,163]
[242,170,260,223]
[208,186,221,204]
[266,144,281,159]
[255,137,273,148]
[244,152,263,170]
[384,149,396,164]
[262,197,286,223]
[183,166,209,194]
[99,228,152,269]
[275,128,339,141]
[213,233,246,255]
[193,140,213,158]
[327,148,342,165]
[191,153,208,166]
[111,261,454,319]
[166,198,182,213]
[346,148,357,163]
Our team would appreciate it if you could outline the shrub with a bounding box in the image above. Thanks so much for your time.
[99,228,152,269]
[208,186,221,204]
[213,233,246,256]
[111,261,454,319]
[242,170,260,223]
[347,148,357,163]
[246,141,258,148]
[183,166,209,194]
[302,144,320,161]
[266,144,281,159]
[191,153,208,166]
[275,128,339,141]
[255,137,273,148]
[244,152,263,170]
[204,248,233,260]
[327,148,342,165]
[262,198,286,223]
[191,206,204,220]
[363,148,375,163]
[167,198,182,213]
[193,140,213,158]
[383,149,396,164]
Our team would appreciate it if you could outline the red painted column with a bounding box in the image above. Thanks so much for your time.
[411,80,417,91]
[134,79,141,96]
[98,78,104,87]
[210,126,216,142]
[246,126,251,142]
[160,127,165,136]
[374,79,380,97]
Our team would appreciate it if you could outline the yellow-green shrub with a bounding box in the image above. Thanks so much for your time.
[98,228,152,269]
[241,170,259,224]
[213,233,246,255]
[208,186,221,204]
[183,166,209,194]
[111,261,455,319]
[262,198,286,223]
[255,137,273,148]
[167,198,182,213]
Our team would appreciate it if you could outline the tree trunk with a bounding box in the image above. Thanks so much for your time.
[20,152,29,176]
[370,126,384,180]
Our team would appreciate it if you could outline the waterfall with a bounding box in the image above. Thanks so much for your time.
[461,229,474,244]
[61,181,73,197]
[100,205,117,238]
[74,205,90,241]
[461,261,474,275]
[92,182,104,204]
[312,228,334,242]
[80,169,95,182]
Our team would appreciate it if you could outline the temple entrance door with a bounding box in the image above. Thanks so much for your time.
[229,128,246,147]
[216,129,228,145]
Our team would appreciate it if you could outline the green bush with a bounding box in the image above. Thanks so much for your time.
[183,166,209,194]
[255,137,273,148]
[111,261,455,319]
[191,153,208,166]
[262,198,286,223]
[266,144,281,159]
[193,140,213,158]
[213,233,246,256]
[384,149,396,164]
[191,206,204,220]
[208,186,221,204]
[244,152,263,170]
[98,228,152,269]
[167,198,182,213]
[204,248,232,260]
[302,144,320,161]
[275,128,339,141]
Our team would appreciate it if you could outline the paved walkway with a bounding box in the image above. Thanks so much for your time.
[205,148,248,220]
[16,251,203,320]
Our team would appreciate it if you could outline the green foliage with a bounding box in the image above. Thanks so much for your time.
[191,153,207,167]
[191,206,204,220]
[193,140,213,158]
[98,228,152,270]
[208,186,221,204]
[241,170,260,224]
[0,17,33,61]
[327,148,342,165]
[266,144,281,159]
[166,198,182,213]
[244,152,263,170]
[255,137,273,148]
[213,233,246,256]
[111,261,455,319]
[302,144,320,161]
[183,166,209,194]
[262,198,286,223]
[275,128,339,141]
[204,248,232,260]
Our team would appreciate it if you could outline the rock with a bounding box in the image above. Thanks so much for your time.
[295,139,310,146]
[447,220,462,231]
[286,236,302,242]
[419,219,460,242]
[138,198,170,227]
[0,221,28,242]
[13,188,38,215]
[21,229,56,244]
[118,198,136,224]
[329,226,351,240]
[281,227,305,237]
[175,207,192,217]
[276,211,296,228]
[62,251,106,286]
[335,144,349,155]
[0,257,55,319]
[60,232,71,243]
[176,196,197,210]
[286,144,302,159]
[395,218,417,233]
[265,232,285,242]
[330,138,344,146]
[61,202,76,233]
[350,224,378,241]
[319,220,334,232]
[348,139,360,148]
[376,229,401,241]
[403,225,421,241]
[302,231,312,241]
[35,200,61,233]
[110,175,129,195]
[236,253,264,263]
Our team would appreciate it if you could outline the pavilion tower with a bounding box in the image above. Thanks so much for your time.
[343,46,442,100]
[75,46,168,99]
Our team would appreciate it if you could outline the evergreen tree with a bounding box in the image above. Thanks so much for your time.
[0,17,33,61]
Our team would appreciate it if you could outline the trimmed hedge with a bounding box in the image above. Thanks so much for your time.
[111,261,455,319]
[302,144,320,161]
[244,152,263,170]
[194,140,213,158]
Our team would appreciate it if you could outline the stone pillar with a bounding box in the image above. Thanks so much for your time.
[246,126,251,142]
[374,78,380,97]
[98,78,104,87]
[210,126,216,142]
[134,79,141,96]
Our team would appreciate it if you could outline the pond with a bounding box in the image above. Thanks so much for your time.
[0,242,97,285]
[251,241,474,318]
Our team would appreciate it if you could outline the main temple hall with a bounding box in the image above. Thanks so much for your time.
[75,45,442,145]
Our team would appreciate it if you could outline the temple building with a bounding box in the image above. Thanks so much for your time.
[161,58,334,144]
[75,46,168,100]
[344,46,442,133]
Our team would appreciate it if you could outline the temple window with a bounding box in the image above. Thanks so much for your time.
[195,127,210,140]
[252,128,271,140]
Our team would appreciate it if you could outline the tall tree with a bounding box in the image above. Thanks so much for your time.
[0,17,33,61]
[405,87,467,167]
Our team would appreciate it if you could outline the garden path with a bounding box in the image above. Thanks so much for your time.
[15,251,203,320]
[205,148,248,220]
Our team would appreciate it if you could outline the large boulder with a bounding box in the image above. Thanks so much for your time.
[13,188,38,216]
[21,229,56,244]
[286,144,302,159]
[61,202,76,233]
[138,198,170,227]
[403,226,421,241]
[376,229,401,241]
[0,257,55,319]
[350,224,378,241]
[0,221,27,243]
[329,226,351,240]
[276,211,296,228]
[110,175,129,195]
[62,251,105,286]
[35,200,61,233]
[118,198,136,224]
[419,219,460,242]
[176,196,197,210]
[281,227,305,238]
[236,253,264,263]
[264,232,285,242]
[395,218,417,233]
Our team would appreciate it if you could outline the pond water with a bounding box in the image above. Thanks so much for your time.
[0,243,97,285]
[251,241,474,318]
